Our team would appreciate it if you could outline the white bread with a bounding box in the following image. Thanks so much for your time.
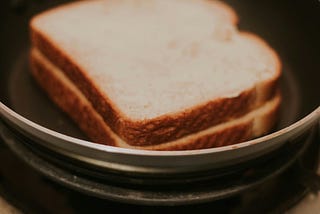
[29,0,281,148]
[30,48,280,150]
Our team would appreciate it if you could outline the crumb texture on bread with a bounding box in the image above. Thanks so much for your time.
[31,48,280,150]
[30,0,281,146]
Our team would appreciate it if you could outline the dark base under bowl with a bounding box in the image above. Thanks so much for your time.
[1,119,319,206]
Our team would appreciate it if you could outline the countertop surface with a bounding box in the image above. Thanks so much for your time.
[0,187,319,213]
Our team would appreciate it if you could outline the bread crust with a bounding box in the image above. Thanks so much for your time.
[30,48,280,151]
[29,0,281,146]
[30,50,117,146]
[30,29,280,146]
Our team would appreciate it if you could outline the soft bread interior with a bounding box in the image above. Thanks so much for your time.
[30,0,280,120]
[31,48,280,150]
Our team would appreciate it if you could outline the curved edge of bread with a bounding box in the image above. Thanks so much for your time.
[30,26,281,147]
[29,0,281,146]
[30,48,281,151]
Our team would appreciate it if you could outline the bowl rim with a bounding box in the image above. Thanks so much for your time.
[0,102,319,157]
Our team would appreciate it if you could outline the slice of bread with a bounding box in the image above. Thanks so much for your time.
[30,48,280,150]
[30,0,281,147]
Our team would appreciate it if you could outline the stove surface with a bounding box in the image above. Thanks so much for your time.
[0,133,319,214]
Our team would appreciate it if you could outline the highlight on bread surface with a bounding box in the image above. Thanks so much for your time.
[29,0,281,150]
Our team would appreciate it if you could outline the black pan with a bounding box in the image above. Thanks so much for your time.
[0,0,319,204]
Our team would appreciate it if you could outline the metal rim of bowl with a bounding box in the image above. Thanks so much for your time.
[0,102,319,157]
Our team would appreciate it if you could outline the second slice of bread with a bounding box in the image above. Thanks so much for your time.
[30,0,281,147]
[30,48,280,150]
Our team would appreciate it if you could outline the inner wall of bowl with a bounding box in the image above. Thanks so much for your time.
[0,0,319,142]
